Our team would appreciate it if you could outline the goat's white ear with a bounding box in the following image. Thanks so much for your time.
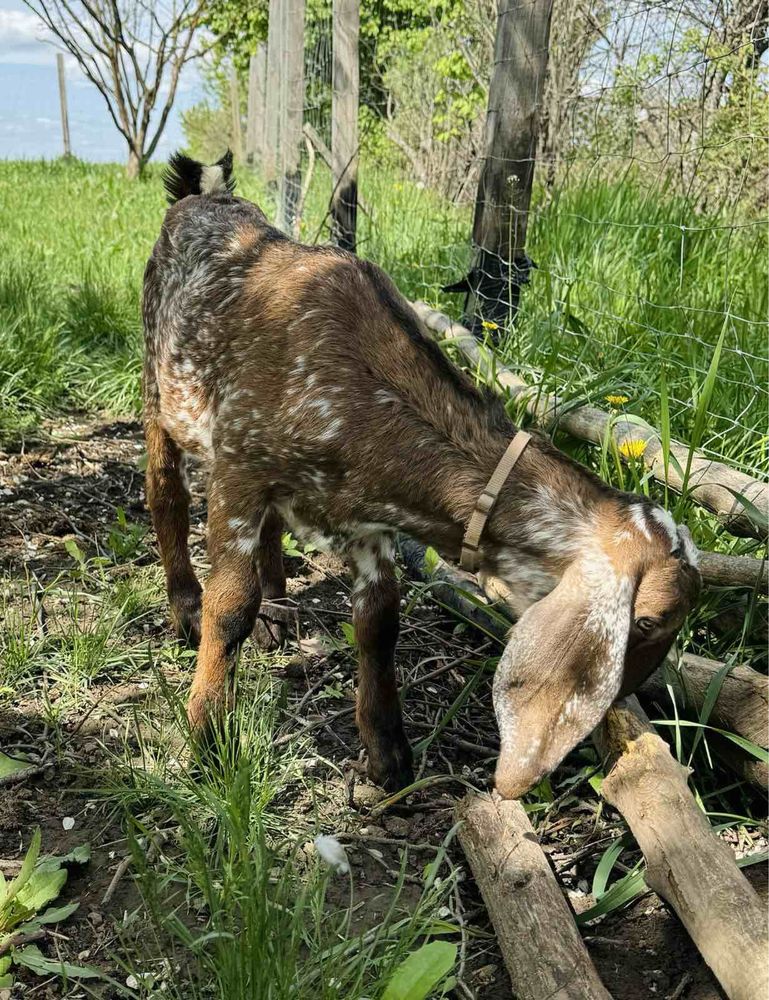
[493,556,634,799]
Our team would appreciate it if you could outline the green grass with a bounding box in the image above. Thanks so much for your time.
[1,157,765,475]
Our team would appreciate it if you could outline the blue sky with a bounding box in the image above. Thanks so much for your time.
[0,0,204,163]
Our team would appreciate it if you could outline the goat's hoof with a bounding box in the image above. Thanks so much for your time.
[253,616,287,652]
[367,740,414,794]
[171,590,203,648]
[252,601,297,652]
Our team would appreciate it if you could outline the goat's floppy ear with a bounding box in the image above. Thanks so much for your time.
[493,555,634,799]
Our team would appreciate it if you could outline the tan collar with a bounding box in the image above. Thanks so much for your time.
[460,430,532,573]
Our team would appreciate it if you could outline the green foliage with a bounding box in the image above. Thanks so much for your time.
[382,941,457,999]
[0,830,95,989]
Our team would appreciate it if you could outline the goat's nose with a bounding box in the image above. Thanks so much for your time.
[494,760,542,800]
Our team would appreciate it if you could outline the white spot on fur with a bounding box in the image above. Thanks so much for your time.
[630,504,652,540]
[650,506,679,550]
[677,525,700,567]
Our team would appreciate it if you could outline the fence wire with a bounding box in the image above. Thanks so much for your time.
[291,0,767,480]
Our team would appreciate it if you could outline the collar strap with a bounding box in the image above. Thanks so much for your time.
[460,430,532,574]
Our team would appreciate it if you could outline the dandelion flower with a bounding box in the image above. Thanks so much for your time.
[619,439,647,460]
[605,394,629,406]
[481,319,499,331]
[314,834,350,875]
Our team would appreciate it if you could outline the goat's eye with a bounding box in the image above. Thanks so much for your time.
[635,616,657,636]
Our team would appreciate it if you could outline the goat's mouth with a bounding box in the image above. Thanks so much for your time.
[493,752,547,800]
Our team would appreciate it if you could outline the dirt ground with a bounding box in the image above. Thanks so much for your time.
[0,417,765,999]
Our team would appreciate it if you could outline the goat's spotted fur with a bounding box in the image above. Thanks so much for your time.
[143,154,701,796]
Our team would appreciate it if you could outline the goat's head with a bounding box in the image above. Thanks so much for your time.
[493,502,701,799]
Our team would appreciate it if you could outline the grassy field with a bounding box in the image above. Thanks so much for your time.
[2,158,766,468]
[0,156,767,997]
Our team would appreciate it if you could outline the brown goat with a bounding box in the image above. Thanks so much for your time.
[142,153,700,796]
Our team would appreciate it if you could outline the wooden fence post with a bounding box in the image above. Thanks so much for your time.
[56,53,71,158]
[264,0,283,185]
[276,0,305,234]
[229,67,243,161]
[445,0,553,336]
[246,44,267,167]
[330,0,359,251]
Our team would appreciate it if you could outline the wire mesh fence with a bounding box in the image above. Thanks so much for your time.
[256,0,768,482]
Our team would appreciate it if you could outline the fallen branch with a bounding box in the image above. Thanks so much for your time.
[595,698,769,1000]
[640,654,768,790]
[398,536,507,640]
[0,929,46,958]
[698,550,767,590]
[455,792,612,999]
[412,300,768,541]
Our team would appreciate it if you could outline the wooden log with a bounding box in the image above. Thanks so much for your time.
[640,654,768,790]
[398,536,507,640]
[596,699,769,1000]
[456,792,612,999]
[411,300,769,541]
[698,550,767,590]
[330,0,359,252]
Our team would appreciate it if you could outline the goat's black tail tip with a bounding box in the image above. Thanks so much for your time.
[163,150,236,204]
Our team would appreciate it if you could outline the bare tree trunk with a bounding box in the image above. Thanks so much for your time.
[447,0,553,337]
[126,148,142,179]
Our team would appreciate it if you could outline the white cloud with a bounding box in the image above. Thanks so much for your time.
[0,8,56,65]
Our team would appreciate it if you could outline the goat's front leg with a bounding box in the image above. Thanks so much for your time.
[347,535,413,792]
[187,492,264,738]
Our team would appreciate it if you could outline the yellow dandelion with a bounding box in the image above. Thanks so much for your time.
[481,319,499,331]
[605,394,629,406]
[620,439,647,460]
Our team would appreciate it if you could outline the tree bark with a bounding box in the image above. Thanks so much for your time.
[456,792,612,1000]
[461,0,554,333]
[126,148,142,179]
[330,0,359,252]
[596,700,769,1000]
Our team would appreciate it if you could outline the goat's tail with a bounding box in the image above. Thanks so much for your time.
[163,150,235,204]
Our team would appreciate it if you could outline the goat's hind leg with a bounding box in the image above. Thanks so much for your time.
[347,534,413,792]
[144,417,202,645]
[253,508,291,651]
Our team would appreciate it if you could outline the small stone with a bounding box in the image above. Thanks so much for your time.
[352,784,386,808]
[89,910,103,926]
[384,816,410,837]
[62,816,75,831]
